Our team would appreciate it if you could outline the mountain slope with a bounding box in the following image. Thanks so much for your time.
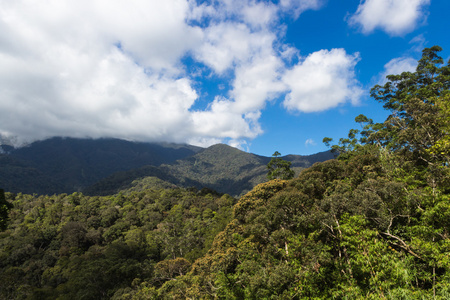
[0,137,201,194]
[165,144,268,194]
[85,144,335,196]
[0,154,64,195]
[0,137,334,196]
[164,144,334,196]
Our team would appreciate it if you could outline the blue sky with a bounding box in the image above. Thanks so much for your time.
[0,0,449,156]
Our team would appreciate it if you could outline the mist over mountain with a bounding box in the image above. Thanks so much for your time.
[0,137,333,196]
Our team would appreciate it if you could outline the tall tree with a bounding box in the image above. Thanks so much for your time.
[369,46,450,163]
[267,151,295,180]
[325,46,450,168]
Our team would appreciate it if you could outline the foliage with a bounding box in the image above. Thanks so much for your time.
[160,149,449,298]
[325,46,450,164]
[369,46,450,164]
[267,151,295,180]
[0,187,235,299]
[428,91,450,166]
[0,189,12,230]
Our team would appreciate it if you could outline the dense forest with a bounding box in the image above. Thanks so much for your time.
[0,46,449,299]
[0,187,235,299]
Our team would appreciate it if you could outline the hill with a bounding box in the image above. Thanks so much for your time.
[0,137,334,196]
[84,144,335,197]
[0,137,201,194]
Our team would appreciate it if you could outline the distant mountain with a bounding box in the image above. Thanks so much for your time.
[0,137,334,196]
[85,144,335,197]
[0,137,201,194]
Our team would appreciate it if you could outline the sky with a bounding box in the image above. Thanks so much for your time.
[0,0,449,156]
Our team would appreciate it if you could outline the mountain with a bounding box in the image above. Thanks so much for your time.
[0,137,334,196]
[0,137,201,194]
[85,143,335,197]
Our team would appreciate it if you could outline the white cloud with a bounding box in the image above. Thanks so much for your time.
[280,0,324,19]
[0,0,204,145]
[188,97,263,150]
[283,49,362,113]
[409,34,427,52]
[231,54,287,113]
[188,0,278,30]
[348,0,430,36]
[193,22,264,74]
[305,138,316,146]
[0,44,200,143]
[241,1,278,29]
[377,56,417,84]
[0,0,362,150]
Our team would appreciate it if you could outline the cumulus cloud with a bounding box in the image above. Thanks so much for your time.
[0,44,199,143]
[0,0,363,149]
[193,22,274,74]
[231,54,287,113]
[282,49,362,113]
[348,0,430,36]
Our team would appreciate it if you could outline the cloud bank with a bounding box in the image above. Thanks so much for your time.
[0,0,367,148]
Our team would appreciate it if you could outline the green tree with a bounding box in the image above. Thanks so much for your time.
[325,46,450,169]
[368,45,450,163]
[428,91,450,166]
[267,151,295,180]
[0,189,12,230]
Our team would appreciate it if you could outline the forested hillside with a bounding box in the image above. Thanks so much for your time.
[0,46,449,299]
[85,144,333,197]
[0,138,201,195]
[0,137,333,197]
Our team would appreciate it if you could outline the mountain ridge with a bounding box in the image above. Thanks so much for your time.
[0,137,201,194]
[0,137,334,196]
[84,143,335,197]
